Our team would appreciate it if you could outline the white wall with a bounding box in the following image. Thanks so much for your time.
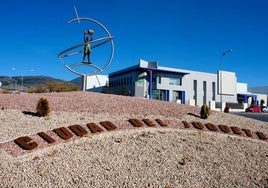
[218,71,237,95]
[237,82,248,94]
[256,94,267,106]
[181,70,237,107]
[86,75,108,89]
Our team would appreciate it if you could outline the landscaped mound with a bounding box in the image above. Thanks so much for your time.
[0,91,267,187]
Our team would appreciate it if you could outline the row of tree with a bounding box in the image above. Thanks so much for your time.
[26,82,80,93]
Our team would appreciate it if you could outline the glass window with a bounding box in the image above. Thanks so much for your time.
[203,81,207,104]
[152,90,164,101]
[169,77,181,86]
[212,82,216,101]
[193,80,197,105]
[158,76,161,84]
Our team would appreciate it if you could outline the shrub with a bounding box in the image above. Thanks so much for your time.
[36,98,50,117]
[0,88,11,94]
[260,99,265,106]
[27,82,80,93]
[224,105,230,113]
[200,104,210,119]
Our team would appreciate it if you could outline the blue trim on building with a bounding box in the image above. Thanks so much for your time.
[165,90,169,101]
[109,65,140,77]
[181,91,185,104]
[109,62,190,102]
[238,93,258,105]
[109,64,190,78]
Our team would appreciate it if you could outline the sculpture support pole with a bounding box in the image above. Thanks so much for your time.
[81,74,87,91]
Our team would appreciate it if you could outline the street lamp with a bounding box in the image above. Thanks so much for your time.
[20,69,35,92]
[219,49,232,112]
[11,68,17,91]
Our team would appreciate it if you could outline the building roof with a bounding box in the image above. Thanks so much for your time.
[109,59,190,77]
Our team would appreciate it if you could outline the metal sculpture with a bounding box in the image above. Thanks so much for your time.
[58,16,114,91]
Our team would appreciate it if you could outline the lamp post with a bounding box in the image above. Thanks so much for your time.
[21,76,23,88]
[219,49,232,112]
[11,68,17,91]
[20,69,35,92]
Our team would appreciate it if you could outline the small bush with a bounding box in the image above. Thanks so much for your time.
[27,81,80,93]
[200,104,210,119]
[260,99,265,106]
[36,98,50,117]
[224,105,230,113]
[0,88,11,94]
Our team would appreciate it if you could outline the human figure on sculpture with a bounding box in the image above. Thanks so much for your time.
[82,30,93,64]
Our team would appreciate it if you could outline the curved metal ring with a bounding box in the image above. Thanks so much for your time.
[58,36,113,58]
[58,17,114,76]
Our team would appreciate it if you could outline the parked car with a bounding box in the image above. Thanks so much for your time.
[245,106,261,112]
[261,106,268,113]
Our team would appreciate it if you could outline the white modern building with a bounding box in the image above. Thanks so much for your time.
[105,59,266,111]
[72,74,108,92]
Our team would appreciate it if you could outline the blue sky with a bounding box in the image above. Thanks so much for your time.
[0,0,267,87]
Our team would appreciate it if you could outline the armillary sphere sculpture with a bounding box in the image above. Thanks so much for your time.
[58,17,114,91]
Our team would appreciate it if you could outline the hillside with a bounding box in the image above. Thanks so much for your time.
[0,76,68,91]
[249,86,268,95]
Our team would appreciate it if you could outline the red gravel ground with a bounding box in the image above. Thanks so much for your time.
[0,91,201,117]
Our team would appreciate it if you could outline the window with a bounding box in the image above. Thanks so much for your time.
[193,80,197,105]
[169,77,181,86]
[152,90,165,101]
[203,81,207,104]
[212,82,216,101]
[158,76,162,84]
[130,76,132,84]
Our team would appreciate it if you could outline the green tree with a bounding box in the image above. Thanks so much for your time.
[27,82,80,93]
[260,99,265,106]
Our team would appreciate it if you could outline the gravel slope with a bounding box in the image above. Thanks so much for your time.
[0,91,267,187]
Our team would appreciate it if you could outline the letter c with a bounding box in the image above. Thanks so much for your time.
[14,136,38,150]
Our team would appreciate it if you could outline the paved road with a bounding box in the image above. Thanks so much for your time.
[231,112,268,123]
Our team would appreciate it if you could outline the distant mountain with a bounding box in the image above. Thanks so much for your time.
[0,76,67,91]
[69,77,81,87]
[248,86,268,95]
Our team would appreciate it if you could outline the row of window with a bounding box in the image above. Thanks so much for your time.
[109,76,133,87]
[110,76,182,87]
[193,80,216,105]
[158,76,182,86]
